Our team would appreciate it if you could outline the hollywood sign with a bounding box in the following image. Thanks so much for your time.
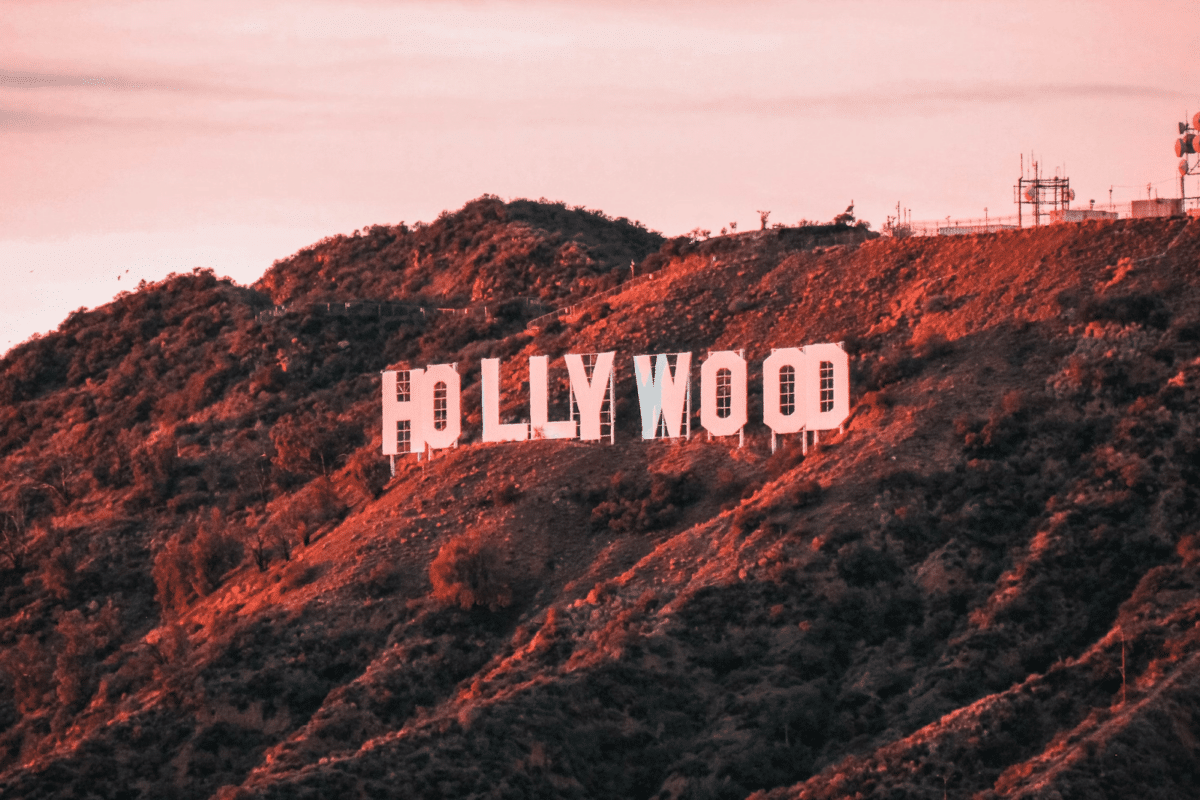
[382,344,848,458]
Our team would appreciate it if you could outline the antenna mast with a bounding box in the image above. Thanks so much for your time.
[1176,111,1200,206]
[1014,153,1073,227]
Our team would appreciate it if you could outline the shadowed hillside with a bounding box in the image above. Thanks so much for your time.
[1,201,1199,799]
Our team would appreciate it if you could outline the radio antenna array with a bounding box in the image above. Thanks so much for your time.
[1014,154,1074,227]
[1174,111,1200,206]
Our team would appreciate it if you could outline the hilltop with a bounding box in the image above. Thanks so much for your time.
[1,197,1199,799]
[253,195,665,309]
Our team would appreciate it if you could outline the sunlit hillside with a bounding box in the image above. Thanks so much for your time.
[1,198,1199,799]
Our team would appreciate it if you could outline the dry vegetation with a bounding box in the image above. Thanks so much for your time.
[0,197,1198,799]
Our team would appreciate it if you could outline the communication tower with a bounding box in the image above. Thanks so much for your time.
[1174,112,1200,206]
[1013,155,1074,227]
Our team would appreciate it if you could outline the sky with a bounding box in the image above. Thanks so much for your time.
[2,0,1198,353]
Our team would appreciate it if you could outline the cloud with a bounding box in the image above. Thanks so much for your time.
[0,103,291,133]
[0,67,290,100]
[0,106,95,130]
[684,83,1190,118]
[0,68,199,92]
[0,66,302,131]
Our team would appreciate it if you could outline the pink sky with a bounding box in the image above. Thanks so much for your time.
[2,0,1196,352]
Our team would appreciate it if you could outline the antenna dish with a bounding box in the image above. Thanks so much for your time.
[1181,122,1189,135]
[1193,111,1200,131]
[1067,189,1076,202]
[1186,133,1197,154]
[1176,138,1186,157]
[1024,188,1035,201]
[1181,159,1191,176]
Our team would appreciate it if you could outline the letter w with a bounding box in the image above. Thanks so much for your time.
[633,353,692,439]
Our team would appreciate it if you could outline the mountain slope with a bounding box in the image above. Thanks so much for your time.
[253,195,665,309]
[1,208,1199,800]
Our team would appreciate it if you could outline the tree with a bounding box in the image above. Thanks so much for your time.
[757,210,771,230]
[429,532,512,611]
[246,519,272,572]
[0,487,32,570]
[190,508,241,595]
[153,537,192,617]
[270,411,361,480]
[153,509,242,617]
[833,201,855,226]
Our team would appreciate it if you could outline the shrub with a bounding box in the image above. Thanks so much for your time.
[766,441,807,480]
[495,480,521,506]
[912,329,952,360]
[54,609,98,711]
[154,509,242,616]
[588,470,700,534]
[129,436,178,506]
[0,634,53,715]
[836,543,901,586]
[42,539,79,602]
[247,526,272,572]
[1080,292,1170,330]
[270,411,361,480]
[152,537,192,617]
[347,448,390,501]
[428,532,512,611]
[190,509,241,595]
[787,479,824,508]
[365,560,401,598]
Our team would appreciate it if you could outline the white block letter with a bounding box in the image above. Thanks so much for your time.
[421,363,461,450]
[382,368,425,455]
[762,348,806,435]
[633,353,691,439]
[529,355,577,439]
[799,342,850,431]
[481,358,529,443]
[700,351,747,437]
[565,352,615,441]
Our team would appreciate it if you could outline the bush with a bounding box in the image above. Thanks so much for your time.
[347,448,390,501]
[588,471,700,534]
[152,537,192,617]
[0,634,53,715]
[836,543,901,586]
[270,411,362,480]
[495,481,521,506]
[190,509,242,595]
[42,539,79,602]
[787,479,823,508]
[428,532,512,611]
[54,609,98,711]
[153,509,242,616]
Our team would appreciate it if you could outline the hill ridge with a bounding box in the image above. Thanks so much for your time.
[1,208,1199,799]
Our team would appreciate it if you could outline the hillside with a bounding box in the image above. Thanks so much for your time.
[1,200,1199,799]
[252,195,665,309]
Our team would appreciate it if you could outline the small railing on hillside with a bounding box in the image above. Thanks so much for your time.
[520,226,878,331]
[256,297,549,324]
[256,300,435,323]
[893,214,1021,237]
[526,270,661,329]
[263,228,875,331]
[895,202,1200,237]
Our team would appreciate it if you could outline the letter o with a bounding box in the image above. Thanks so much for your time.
[763,348,806,434]
[700,351,747,437]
